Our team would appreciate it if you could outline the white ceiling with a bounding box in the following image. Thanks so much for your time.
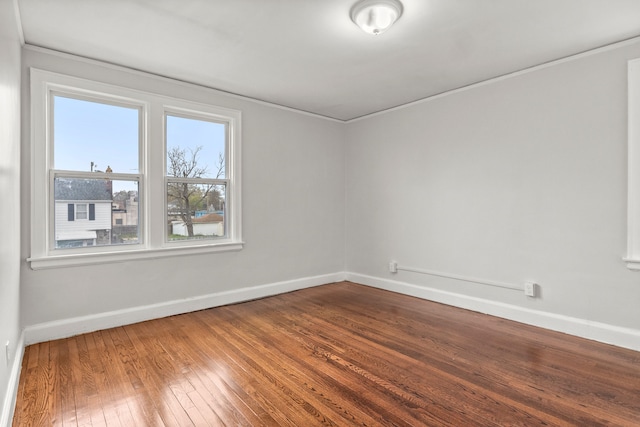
[17,0,640,121]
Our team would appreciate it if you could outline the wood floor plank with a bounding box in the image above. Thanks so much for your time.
[248,292,557,426]
[13,282,640,426]
[127,318,213,426]
[221,312,391,425]
[252,290,502,422]
[104,327,166,426]
[69,335,101,427]
[290,301,571,424]
[282,283,640,425]
[209,302,459,426]
[20,342,52,426]
[270,308,529,425]
[53,339,78,427]
[198,314,336,427]
[90,330,135,426]
[12,346,32,426]
[47,340,63,427]
[162,314,273,425]
[113,325,188,426]
[83,332,124,427]
[184,320,302,427]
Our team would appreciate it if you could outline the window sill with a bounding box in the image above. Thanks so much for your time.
[27,242,244,270]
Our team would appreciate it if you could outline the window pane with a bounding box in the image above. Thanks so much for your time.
[54,177,140,248]
[167,182,225,241]
[75,203,88,220]
[54,96,139,173]
[166,115,226,179]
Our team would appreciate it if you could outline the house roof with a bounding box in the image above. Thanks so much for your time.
[192,213,223,223]
[55,178,112,201]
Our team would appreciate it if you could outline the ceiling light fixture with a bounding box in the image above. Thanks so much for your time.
[351,0,403,35]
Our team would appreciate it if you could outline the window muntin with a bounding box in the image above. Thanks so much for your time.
[29,68,243,269]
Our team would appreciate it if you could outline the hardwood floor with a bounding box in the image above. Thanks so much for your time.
[12,281,640,426]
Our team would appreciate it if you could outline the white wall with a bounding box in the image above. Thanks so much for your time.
[0,0,22,424]
[345,41,640,345]
[20,48,345,334]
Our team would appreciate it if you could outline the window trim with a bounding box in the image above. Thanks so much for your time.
[28,68,243,270]
[626,58,640,270]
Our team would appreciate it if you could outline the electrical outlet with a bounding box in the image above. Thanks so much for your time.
[389,261,398,273]
[524,282,537,297]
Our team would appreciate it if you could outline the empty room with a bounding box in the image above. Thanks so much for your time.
[1,0,640,425]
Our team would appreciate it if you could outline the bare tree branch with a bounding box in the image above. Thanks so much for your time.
[167,146,225,237]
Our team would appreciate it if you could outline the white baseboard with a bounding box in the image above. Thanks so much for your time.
[24,272,346,345]
[18,268,640,374]
[1,331,24,427]
[346,272,640,352]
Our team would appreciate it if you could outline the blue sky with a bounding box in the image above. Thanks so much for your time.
[53,96,226,191]
[166,114,226,179]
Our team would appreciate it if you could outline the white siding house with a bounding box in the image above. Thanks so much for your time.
[171,212,224,238]
[54,178,113,248]
[54,201,112,246]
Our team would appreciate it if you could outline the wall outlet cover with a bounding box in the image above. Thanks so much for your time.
[524,282,537,297]
[389,261,398,273]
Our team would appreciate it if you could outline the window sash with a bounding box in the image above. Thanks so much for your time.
[50,171,143,252]
[165,111,229,180]
[165,178,228,242]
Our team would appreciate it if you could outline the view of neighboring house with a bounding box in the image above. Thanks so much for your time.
[112,193,138,226]
[56,177,218,247]
[54,178,113,248]
[171,212,224,238]
[111,192,140,244]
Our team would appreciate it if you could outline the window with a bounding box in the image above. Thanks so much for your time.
[627,58,640,270]
[28,69,242,269]
[52,94,141,250]
[74,203,88,220]
[166,114,228,242]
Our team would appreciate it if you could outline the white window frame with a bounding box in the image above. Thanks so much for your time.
[163,107,232,245]
[74,203,88,220]
[28,69,243,270]
[626,58,640,270]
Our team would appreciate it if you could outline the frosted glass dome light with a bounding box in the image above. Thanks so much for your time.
[351,0,403,35]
